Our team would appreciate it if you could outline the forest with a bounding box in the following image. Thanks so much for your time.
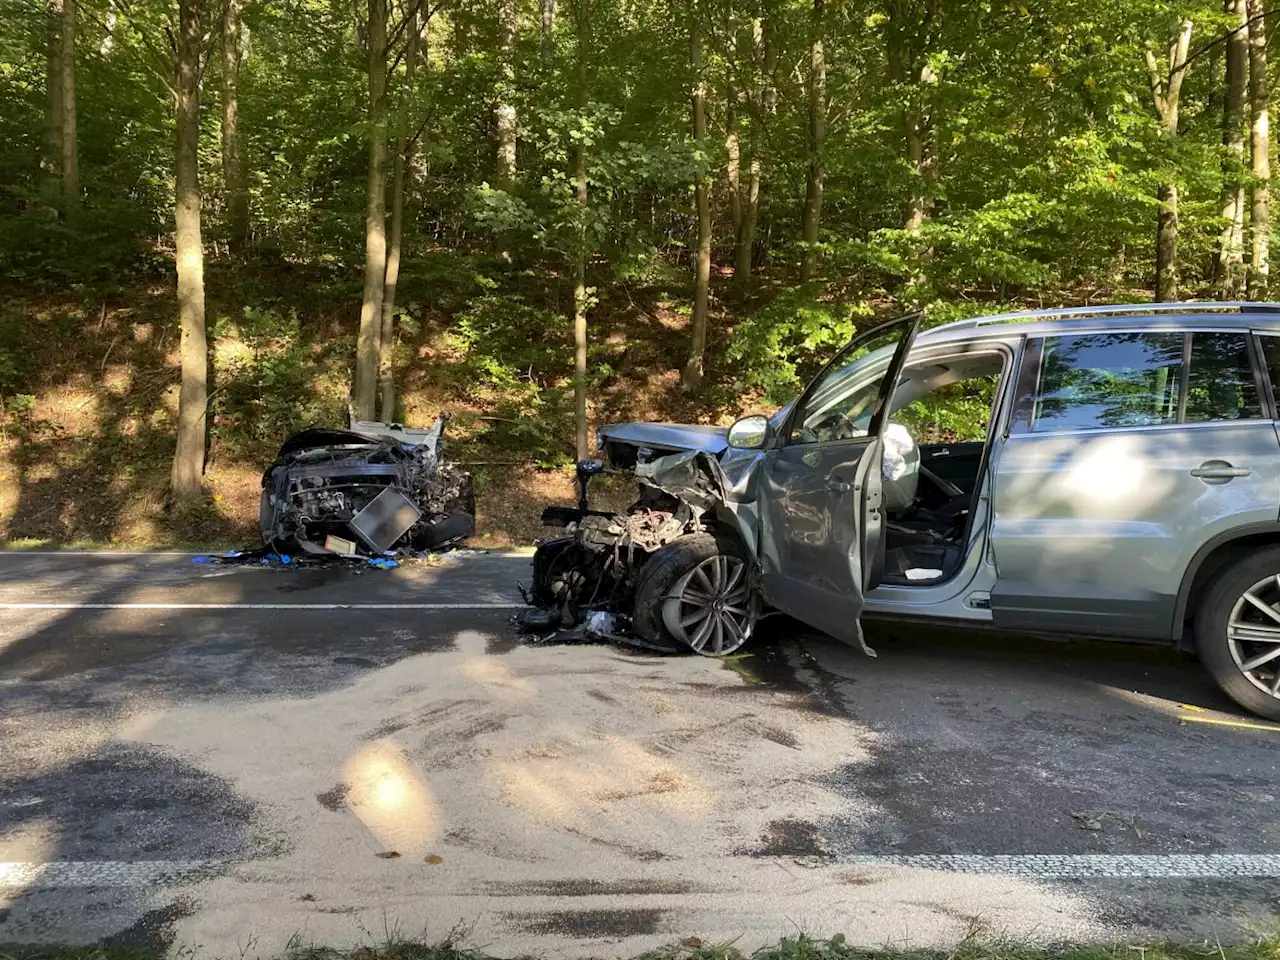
[0,0,1274,546]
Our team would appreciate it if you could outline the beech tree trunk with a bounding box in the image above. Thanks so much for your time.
[221,0,249,252]
[1213,0,1247,297]
[380,6,420,421]
[572,0,590,459]
[886,0,938,236]
[42,0,63,196]
[1248,0,1270,298]
[495,0,517,186]
[903,77,935,234]
[736,10,774,287]
[799,0,824,280]
[541,0,556,62]
[724,3,742,252]
[354,0,389,420]
[683,9,711,390]
[60,0,78,210]
[1144,19,1193,302]
[171,0,208,504]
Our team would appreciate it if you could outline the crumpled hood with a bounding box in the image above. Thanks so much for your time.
[597,421,731,460]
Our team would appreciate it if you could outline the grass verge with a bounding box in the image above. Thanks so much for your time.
[4,933,1280,960]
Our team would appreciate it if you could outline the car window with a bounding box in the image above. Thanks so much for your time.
[1256,335,1280,413]
[1028,331,1262,433]
[895,373,1001,444]
[788,324,910,445]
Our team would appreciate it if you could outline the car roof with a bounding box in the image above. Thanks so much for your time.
[915,301,1280,348]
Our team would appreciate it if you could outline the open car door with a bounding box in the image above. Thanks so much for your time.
[757,314,921,650]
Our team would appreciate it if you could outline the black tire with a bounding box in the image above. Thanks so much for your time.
[633,531,757,655]
[1194,546,1280,721]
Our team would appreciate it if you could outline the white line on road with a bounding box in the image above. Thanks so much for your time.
[6,854,1280,888]
[0,602,526,610]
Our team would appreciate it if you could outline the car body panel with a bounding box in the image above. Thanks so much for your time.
[988,415,1280,638]
[597,303,1280,646]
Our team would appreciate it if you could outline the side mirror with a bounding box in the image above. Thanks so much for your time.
[727,415,772,450]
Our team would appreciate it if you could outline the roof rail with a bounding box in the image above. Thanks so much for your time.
[934,301,1280,332]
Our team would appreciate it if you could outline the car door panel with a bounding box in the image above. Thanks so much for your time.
[918,442,985,493]
[989,329,1280,640]
[759,437,883,643]
[758,316,919,646]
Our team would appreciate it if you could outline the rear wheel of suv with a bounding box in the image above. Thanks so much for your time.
[1194,547,1280,721]
[633,532,759,656]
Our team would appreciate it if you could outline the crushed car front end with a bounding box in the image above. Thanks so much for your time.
[521,448,763,655]
[259,416,475,557]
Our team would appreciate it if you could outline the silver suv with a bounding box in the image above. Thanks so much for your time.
[597,303,1280,721]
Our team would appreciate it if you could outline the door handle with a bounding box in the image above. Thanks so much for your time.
[1191,461,1251,483]
[827,479,852,493]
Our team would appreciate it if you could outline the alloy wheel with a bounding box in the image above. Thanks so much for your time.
[1226,574,1280,700]
[661,554,756,656]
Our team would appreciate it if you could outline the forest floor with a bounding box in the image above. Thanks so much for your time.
[0,255,774,549]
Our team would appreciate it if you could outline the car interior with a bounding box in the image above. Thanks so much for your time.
[877,351,1006,586]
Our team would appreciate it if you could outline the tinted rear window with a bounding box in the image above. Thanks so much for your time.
[1029,332,1261,433]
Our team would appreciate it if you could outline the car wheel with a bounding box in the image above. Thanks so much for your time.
[1194,547,1280,721]
[633,532,758,656]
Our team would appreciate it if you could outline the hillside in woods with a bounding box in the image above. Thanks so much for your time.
[2,0,1274,546]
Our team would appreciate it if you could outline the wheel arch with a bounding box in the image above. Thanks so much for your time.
[1173,522,1280,643]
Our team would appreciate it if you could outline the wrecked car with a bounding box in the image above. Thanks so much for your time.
[522,452,760,654]
[530,303,1280,723]
[259,413,474,557]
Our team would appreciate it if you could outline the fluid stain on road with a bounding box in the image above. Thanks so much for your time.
[508,907,667,938]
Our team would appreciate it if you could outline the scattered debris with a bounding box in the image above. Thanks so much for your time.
[424,854,444,865]
[375,850,401,859]
[1070,810,1143,838]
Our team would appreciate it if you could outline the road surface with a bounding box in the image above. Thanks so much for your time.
[0,551,1277,956]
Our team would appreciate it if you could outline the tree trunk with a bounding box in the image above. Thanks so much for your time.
[1144,19,1193,302]
[724,2,742,254]
[572,0,590,460]
[42,0,63,197]
[735,155,760,288]
[495,0,517,186]
[221,0,248,252]
[1248,0,1270,298]
[1156,183,1179,302]
[737,10,774,283]
[903,85,935,233]
[726,103,741,253]
[541,0,556,63]
[683,8,711,390]
[171,0,208,504]
[1213,0,1247,297]
[799,0,824,280]
[887,0,937,235]
[354,0,389,420]
[380,6,419,421]
[60,0,78,210]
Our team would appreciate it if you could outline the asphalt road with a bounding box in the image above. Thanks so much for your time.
[0,551,1277,957]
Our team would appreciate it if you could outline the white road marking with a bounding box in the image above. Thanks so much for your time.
[0,860,222,887]
[0,602,525,610]
[0,551,205,557]
[5,854,1280,888]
